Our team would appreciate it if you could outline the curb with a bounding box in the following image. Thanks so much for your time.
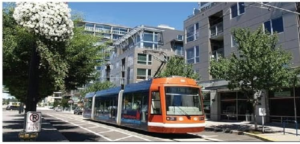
[243,132,275,142]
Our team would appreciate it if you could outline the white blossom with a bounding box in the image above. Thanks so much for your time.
[13,2,74,41]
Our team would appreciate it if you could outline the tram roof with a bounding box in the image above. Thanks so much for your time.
[123,79,152,93]
[95,79,153,97]
[84,92,95,98]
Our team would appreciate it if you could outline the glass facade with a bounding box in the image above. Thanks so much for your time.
[269,88,300,123]
[186,46,200,64]
[220,92,252,121]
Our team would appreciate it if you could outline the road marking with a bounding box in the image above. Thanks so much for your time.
[52,116,113,141]
[46,114,153,142]
[98,130,114,134]
[87,125,100,129]
[114,136,132,141]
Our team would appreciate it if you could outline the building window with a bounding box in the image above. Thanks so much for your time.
[264,17,284,34]
[186,22,199,42]
[186,46,200,64]
[137,69,151,79]
[231,35,238,47]
[231,2,245,18]
[177,35,183,41]
[137,54,152,65]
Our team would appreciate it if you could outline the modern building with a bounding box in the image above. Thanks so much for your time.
[77,21,132,82]
[107,25,184,86]
[184,2,300,123]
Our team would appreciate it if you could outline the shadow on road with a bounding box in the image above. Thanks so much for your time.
[43,115,108,141]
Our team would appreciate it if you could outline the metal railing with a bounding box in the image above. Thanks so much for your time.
[211,48,224,60]
[210,22,224,38]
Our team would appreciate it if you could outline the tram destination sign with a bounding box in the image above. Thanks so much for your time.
[25,111,42,133]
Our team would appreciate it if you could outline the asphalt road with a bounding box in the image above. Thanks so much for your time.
[41,110,212,142]
[41,110,263,142]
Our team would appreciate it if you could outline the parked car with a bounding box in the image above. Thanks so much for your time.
[6,105,18,110]
[73,107,83,115]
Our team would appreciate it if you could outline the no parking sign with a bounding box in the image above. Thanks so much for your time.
[25,111,42,132]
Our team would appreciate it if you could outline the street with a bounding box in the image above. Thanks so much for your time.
[40,110,262,142]
[2,109,263,142]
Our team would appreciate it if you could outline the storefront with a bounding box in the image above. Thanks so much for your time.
[219,91,252,121]
[268,87,300,123]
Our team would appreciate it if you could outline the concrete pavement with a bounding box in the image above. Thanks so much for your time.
[205,120,300,142]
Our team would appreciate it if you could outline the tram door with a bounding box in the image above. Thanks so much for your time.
[149,89,162,123]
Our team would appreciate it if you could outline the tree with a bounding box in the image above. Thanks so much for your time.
[3,3,108,112]
[79,81,115,100]
[210,26,293,130]
[158,56,200,81]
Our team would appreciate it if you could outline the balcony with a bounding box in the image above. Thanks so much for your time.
[95,28,111,33]
[210,22,223,40]
[112,30,127,35]
[84,26,94,31]
[211,48,224,60]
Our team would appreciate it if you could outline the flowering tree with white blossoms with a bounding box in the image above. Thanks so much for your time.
[13,2,74,41]
[12,2,74,112]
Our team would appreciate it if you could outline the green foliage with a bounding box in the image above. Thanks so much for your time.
[210,26,292,95]
[3,6,108,103]
[158,56,200,81]
[210,26,293,129]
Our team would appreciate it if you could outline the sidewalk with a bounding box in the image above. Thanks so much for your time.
[205,120,300,141]
[2,109,69,142]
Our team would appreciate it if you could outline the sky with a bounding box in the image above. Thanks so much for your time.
[68,2,198,30]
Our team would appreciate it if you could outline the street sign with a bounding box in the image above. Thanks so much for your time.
[25,111,42,133]
[259,108,266,116]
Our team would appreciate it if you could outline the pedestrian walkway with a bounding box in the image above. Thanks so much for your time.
[205,120,300,141]
[2,109,69,142]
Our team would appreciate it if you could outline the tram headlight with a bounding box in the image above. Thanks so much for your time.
[166,117,177,121]
[199,117,205,120]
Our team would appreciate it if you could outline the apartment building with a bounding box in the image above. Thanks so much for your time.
[77,21,132,81]
[184,2,300,123]
[107,25,184,86]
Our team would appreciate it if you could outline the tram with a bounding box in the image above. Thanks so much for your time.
[83,76,205,133]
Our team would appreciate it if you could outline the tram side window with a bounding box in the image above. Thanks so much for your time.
[123,93,133,110]
[151,91,161,114]
[132,93,142,110]
[84,98,92,109]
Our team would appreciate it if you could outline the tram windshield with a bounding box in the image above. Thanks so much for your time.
[165,86,203,116]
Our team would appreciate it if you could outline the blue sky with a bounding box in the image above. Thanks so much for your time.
[68,2,198,30]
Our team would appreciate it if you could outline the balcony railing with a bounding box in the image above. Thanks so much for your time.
[112,30,127,35]
[210,22,223,38]
[211,48,224,60]
[95,28,111,33]
[84,26,94,31]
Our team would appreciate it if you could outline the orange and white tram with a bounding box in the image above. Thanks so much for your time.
[83,77,205,133]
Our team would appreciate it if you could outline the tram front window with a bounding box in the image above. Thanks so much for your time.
[165,86,203,115]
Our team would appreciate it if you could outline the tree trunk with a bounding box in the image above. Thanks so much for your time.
[253,100,258,130]
[26,42,40,113]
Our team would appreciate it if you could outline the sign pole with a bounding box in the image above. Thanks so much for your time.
[262,115,264,133]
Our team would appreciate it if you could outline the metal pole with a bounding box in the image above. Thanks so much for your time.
[293,80,298,128]
[283,119,286,135]
[262,116,265,133]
